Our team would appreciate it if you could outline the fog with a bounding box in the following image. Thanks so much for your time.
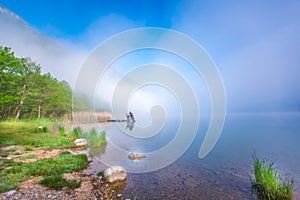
[1,1,299,113]
[172,0,300,112]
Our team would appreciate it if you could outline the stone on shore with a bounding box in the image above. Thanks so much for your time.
[74,138,87,147]
[104,166,126,183]
[128,153,146,160]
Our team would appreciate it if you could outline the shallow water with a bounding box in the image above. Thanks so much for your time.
[86,112,300,199]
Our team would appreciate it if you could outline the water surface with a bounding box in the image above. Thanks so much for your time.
[86,113,300,199]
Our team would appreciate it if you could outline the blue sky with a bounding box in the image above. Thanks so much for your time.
[0,0,300,112]
[0,0,179,38]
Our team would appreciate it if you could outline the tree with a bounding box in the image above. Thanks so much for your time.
[0,45,73,120]
[14,57,41,120]
[0,46,22,119]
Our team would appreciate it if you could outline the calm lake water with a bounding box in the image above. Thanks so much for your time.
[86,112,300,199]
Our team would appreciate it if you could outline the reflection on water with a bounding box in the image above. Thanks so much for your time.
[126,122,135,131]
[88,144,107,159]
[84,113,300,199]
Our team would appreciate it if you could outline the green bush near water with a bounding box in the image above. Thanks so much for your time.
[84,128,107,147]
[68,127,83,138]
[251,153,294,200]
[69,127,107,147]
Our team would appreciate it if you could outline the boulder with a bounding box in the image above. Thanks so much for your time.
[128,153,146,160]
[74,138,87,147]
[104,166,126,183]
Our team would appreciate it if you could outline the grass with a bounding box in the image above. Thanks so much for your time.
[0,120,74,150]
[0,119,104,193]
[0,151,88,193]
[0,183,17,193]
[97,170,105,178]
[83,128,107,147]
[19,154,38,160]
[251,153,294,200]
[68,126,83,139]
[38,175,81,190]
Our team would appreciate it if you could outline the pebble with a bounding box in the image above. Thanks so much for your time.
[117,193,123,198]
[5,190,16,196]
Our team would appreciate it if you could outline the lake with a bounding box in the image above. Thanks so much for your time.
[85,112,300,199]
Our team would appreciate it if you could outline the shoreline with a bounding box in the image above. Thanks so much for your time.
[0,145,124,200]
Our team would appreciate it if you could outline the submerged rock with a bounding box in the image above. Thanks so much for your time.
[104,166,126,183]
[74,138,87,147]
[128,153,146,160]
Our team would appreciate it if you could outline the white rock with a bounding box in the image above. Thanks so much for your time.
[5,190,16,196]
[74,138,87,147]
[104,166,126,183]
[128,153,146,160]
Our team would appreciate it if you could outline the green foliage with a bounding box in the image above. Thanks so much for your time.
[0,46,73,120]
[0,152,88,192]
[38,175,81,190]
[251,153,294,200]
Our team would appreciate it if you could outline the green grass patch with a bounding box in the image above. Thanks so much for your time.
[0,152,88,193]
[251,153,294,200]
[38,175,81,190]
[58,125,65,135]
[0,183,17,193]
[0,120,74,150]
[0,118,56,134]
[0,132,74,150]
[19,154,38,160]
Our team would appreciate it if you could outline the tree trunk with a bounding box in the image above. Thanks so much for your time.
[15,83,27,120]
[38,95,42,119]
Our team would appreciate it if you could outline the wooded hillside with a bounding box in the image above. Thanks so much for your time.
[0,46,72,120]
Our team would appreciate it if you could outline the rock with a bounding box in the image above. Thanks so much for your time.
[128,153,146,160]
[74,138,87,147]
[110,181,126,192]
[5,190,16,196]
[104,166,126,183]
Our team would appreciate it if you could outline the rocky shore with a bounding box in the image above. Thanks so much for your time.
[0,145,128,200]
[0,171,125,200]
